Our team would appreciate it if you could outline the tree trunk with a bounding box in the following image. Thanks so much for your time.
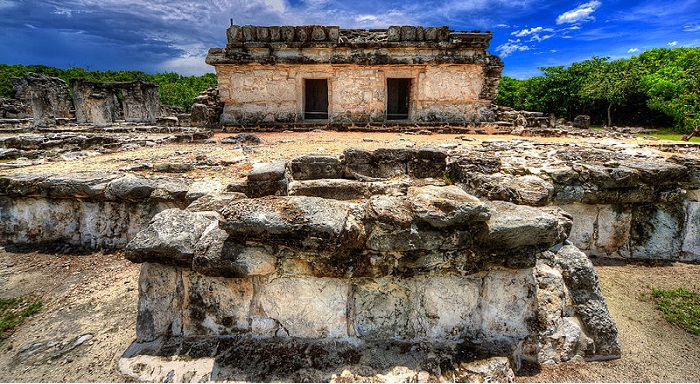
[607,103,613,126]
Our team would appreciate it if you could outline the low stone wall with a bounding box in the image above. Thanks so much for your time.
[0,172,193,249]
[119,185,619,380]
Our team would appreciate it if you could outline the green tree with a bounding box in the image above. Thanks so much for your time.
[579,57,639,126]
[637,48,700,132]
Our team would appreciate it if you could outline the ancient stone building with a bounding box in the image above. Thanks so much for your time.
[206,25,503,125]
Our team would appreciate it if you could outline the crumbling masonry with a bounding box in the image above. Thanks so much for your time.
[206,25,503,125]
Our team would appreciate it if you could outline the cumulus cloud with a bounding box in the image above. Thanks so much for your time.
[667,41,678,47]
[496,39,531,57]
[627,47,639,53]
[556,0,602,25]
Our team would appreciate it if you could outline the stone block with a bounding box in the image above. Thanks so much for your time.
[572,115,590,129]
[557,203,596,251]
[407,148,447,178]
[412,277,481,339]
[256,26,269,42]
[595,205,631,256]
[288,179,370,200]
[480,269,535,340]
[326,26,340,41]
[136,263,185,342]
[484,201,572,250]
[193,229,277,278]
[387,26,401,42]
[226,25,242,43]
[259,278,348,338]
[682,201,700,260]
[291,155,342,180]
[220,196,364,251]
[629,204,683,259]
[408,185,490,228]
[246,161,289,198]
[400,26,416,41]
[181,273,253,336]
[124,209,220,264]
[551,245,621,359]
[351,278,411,339]
[424,27,437,41]
[311,26,326,41]
[268,26,281,42]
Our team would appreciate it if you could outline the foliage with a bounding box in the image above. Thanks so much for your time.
[496,47,699,132]
[0,64,217,112]
[0,295,43,339]
[651,287,700,335]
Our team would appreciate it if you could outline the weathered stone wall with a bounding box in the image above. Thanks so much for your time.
[448,143,700,261]
[70,79,160,126]
[25,73,72,127]
[217,63,490,125]
[0,172,192,249]
[207,25,503,126]
[122,186,618,364]
[121,81,159,123]
[71,79,119,127]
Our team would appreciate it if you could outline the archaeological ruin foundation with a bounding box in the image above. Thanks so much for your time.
[2,24,700,383]
[206,25,503,126]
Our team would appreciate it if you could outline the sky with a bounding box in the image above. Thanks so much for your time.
[1,0,699,79]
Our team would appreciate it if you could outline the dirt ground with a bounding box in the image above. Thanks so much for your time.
[1,247,698,383]
[1,131,699,382]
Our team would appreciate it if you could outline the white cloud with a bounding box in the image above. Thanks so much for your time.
[627,47,639,53]
[668,41,678,47]
[511,26,554,37]
[684,24,700,32]
[496,39,531,57]
[511,26,555,42]
[556,0,602,25]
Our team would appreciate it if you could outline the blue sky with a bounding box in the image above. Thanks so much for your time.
[1,0,698,78]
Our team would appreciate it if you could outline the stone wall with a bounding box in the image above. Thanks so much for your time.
[207,25,503,126]
[0,172,193,249]
[216,63,492,125]
[24,72,72,127]
[70,79,160,126]
[120,184,619,380]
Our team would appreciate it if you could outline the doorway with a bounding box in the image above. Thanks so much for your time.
[304,79,329,120]
[386,78,411,120]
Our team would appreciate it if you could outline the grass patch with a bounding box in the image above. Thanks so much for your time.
[0,295,43,339]
[651,287,700,335]
[638,128,700,142]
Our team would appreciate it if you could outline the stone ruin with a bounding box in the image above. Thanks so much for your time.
[3,137,700,380]
[0,72,161,129]
[206,25,503,125]
[71,78,160,126]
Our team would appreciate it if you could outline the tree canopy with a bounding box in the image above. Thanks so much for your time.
[0,64,217,112]
[495,48,699,132]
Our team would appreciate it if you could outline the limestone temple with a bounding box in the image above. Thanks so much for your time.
[206,25,503,125]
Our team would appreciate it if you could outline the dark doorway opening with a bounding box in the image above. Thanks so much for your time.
[304,79,329,120]
[387,78,411,120]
